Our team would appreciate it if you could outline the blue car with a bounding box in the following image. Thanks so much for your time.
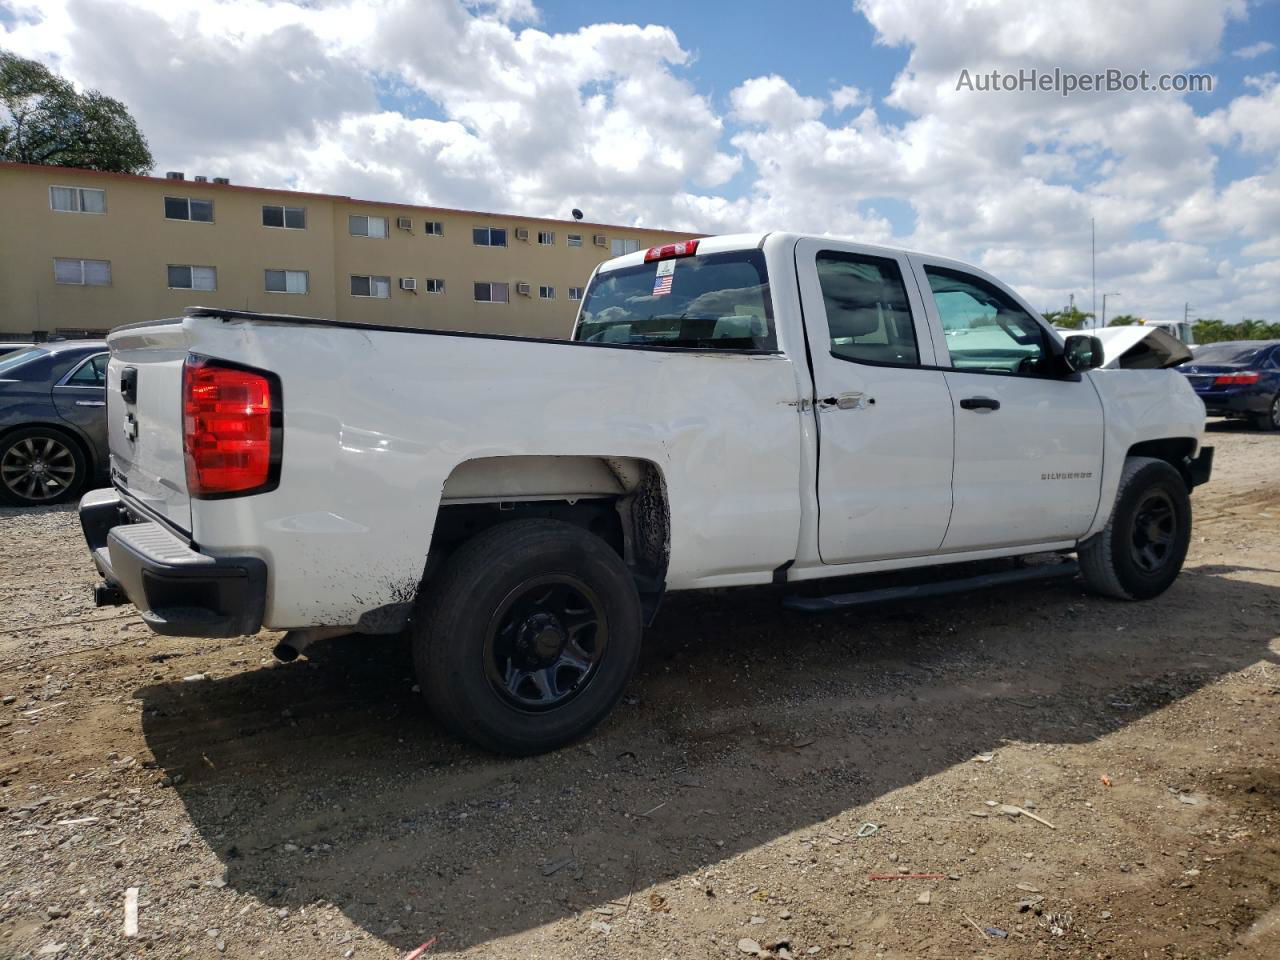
[1179,340,1280,431]
[0,340,109,506]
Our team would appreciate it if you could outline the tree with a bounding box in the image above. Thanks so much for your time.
[1107,314,1140,326]
[1042,306,1095,330]
[1193,317,1280,344]
[0,51,152,174]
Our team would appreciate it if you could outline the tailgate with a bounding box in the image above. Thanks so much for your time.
[106,321,192,532]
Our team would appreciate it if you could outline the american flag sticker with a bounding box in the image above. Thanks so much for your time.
[652,258,676,297]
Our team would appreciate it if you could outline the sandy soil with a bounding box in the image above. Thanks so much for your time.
[1,420,1277,960]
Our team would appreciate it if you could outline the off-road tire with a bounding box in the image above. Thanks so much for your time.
[1079,456,1191,600]
[0,426,88,507]
[1250,392,1280,431]
[411,519,642,755]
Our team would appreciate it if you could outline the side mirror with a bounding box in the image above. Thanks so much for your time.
[1063,334,1104,372]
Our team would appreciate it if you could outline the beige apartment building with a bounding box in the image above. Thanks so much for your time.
[0,162,699,339]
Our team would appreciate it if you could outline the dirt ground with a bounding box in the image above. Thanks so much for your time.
[1,420,1277,960]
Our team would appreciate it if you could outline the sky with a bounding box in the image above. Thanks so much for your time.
[2,0,1278,322]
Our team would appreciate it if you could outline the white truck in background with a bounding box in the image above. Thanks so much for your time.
[80,233,1212,754]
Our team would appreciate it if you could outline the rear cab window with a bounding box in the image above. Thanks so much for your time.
[574,249,776,351]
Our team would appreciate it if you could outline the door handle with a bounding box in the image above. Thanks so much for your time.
[959,396,1000,411]
[819,391,873,410]
[75,400,106,407]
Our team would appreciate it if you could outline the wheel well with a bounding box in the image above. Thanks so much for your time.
[1126,437,1196,486]
[0,421,95,472]
[426,456,671,620]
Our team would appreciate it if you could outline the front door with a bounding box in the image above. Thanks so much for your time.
[796,239,955,563]
[909,260,1104,551]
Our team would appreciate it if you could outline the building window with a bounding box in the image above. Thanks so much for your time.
[474,281,509,303]
[351,275,390,298]
[568,286,583,301]
[265,269,309,294]
[349,215,388,238]
[424,221,444,236]
[472,227,507,247]
[50,186,106,214]
[164,196,214,222]
[611,238,641,256]
[539,285,556,300]
[424,278,445,293]
[537,231,555,245]
[262,205,306,229]
[567,234,583,247]
[53,258,111,286]
[167,265,217,290]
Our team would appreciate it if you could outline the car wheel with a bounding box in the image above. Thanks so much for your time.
[1250,392,1280,431]
[1079,456,1191,600]
[0,427,88,507]
[411,519,643,755]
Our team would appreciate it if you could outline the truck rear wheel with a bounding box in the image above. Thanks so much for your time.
[1079,456,1191,600]
[411,519,642,755]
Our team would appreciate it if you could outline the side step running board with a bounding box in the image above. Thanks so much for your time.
[782,560,1079,613]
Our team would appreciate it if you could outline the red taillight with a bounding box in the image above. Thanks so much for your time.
[643,239,700,262]
[182,356,279,497]
[1212,373,1260,386]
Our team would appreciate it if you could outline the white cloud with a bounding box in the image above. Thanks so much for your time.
[1232,40,1274,59]
[730,75,824,127]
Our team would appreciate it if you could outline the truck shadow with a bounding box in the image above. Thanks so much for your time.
[136,565,1279,953]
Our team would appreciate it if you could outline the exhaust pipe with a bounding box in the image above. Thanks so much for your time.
[272,626,352,663]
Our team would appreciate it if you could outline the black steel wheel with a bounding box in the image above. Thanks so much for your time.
[412,519,642,755]
[484,575,608,711]
[1080,456,1191,600]
[0,427,87,506]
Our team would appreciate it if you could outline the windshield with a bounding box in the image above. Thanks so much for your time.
[1191,343,1264,365]
[574,250,776,351]
[0,348,46,375]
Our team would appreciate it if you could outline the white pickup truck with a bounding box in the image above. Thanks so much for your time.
[79,233,1212,754]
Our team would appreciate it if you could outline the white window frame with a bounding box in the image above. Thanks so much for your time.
[49,186,106,214]
[474,281,510,303]
[262,204,306,230]
[424,221,444,236]
[424,278,445,294]
[473,226,508,247]
[53,258,112,286]
[350,274,391,299]
[348,215,388,238]
[538,285,556,300]
[164,196,214,223]
[567,233,583,247]
[611,238,641,256]
[568,286,583,301]
[537,231,555,245]
[167,264,217,291]
[264,269,310,294]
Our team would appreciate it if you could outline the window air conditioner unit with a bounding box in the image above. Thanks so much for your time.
[593,234,607,247]
[516,281,531,296]
[515,227,530,241]
[400,277,417,291]
[397,216,413,231]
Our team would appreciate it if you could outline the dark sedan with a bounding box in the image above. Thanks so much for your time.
[0,341,109,506]
[1179,340,1280,431]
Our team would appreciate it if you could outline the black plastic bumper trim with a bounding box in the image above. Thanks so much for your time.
[80,488,266,637]
[1186,446,1213,488]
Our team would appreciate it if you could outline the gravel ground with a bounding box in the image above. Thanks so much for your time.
[1,420,1277,960]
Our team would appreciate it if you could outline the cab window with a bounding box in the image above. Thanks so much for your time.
[574,250,775,351]
[925,267,1051,375]
[816,251,919,367]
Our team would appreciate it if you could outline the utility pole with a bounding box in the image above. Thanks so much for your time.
[1102,292,1120,327]
[1091,217,1097,330]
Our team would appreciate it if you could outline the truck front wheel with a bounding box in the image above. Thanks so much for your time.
[1079,456,1191,600]
[411,519,643,755]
